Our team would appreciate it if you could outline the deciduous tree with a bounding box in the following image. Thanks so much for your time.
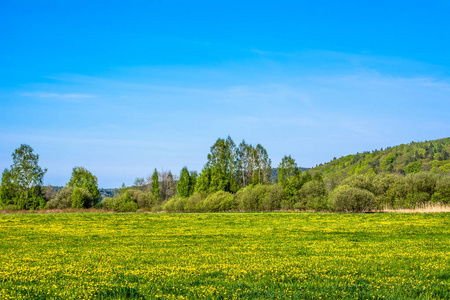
[0,144,47,210]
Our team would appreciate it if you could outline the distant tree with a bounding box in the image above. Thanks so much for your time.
[189,171,198,196]
[256,144,272,184]
[160,170,176,201]
[151,168,160,202]
[0,144,47,210]
[67,167,100,207]
[206,136,238,193]
[178,167,191,198]
[278,155,301,199]
[42,185,57,202]
[133,177,146,190]
[195,167,211,193]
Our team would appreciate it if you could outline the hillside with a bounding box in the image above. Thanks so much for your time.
[313,137,450,182]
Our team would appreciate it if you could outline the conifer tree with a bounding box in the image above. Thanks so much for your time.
[151,168,160,202]
[177,167,191,198]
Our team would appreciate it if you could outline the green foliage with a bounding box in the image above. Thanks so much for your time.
[201,191,237,212]
[177,167,191,198]
[431,176,450,204]
[189,171,198,195]
[404,161,422,174]
[295,179,328,211]
[277,155,301,199]
[235,184,270,211]
[340,174,374,193]
[0,169,17,209]
[71,187,85,209]
[100,190,139,212]
[47,187,74,209]
[236,141,272,187]
[260,184,284,210]
[195,167,211,193]
[127,189,156,209]
[331,185,376,212]
[184,193,205,212]
[67,167,100,207]
[151,169,160,202]
[314,137,450,181]
[162,195,188,212]
[0,144,47,210]
[206,136,238,193]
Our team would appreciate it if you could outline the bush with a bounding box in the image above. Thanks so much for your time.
[235,184,270,211]
[100,191,138,212]
[201,191,237,212]
[47,187,74,209]
[71,187,93,209]
[405,172,439,205]
[330,185,376,212]
[383,176,408,208]
[295,180,327,210]
[163,195,188,212]
[260,184,285,210]
[128,189,156,209]
[184,193,205,212]
[100,197,114,209]
[341,174,374,193]
[431,176,450,204]
[371,174,407,209]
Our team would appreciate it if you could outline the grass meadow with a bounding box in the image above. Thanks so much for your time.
[0,212,449,299]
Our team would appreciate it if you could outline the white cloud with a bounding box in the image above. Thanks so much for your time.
[20,92,95,99]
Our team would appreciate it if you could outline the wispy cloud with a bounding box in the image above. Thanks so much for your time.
[20,92,95,99]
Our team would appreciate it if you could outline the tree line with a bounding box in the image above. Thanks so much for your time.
[1,137,449,212]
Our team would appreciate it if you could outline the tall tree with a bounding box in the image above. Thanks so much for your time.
[189,171,198,196]
[67,167,100,207]
[151,168,160,202]
[133,177,146,190]
[160,170,176,200]
[195,167,211,193]
[235,141,272,187]
[177,167,191,198]
[278,155,301,198]
[236,140,251,188]
[206,136,238,193]
[0,144,47,210]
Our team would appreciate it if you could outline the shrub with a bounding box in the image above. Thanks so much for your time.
[431,176,450,204]
[371,174,407,209]
[235,184,270,211]
[341,174,374,193]
[163,196,187,212]
[260,184,285,210]
[384,176,408,208]
[201,191,237,212]
[295,180,327,210]
[184,193,205,212]
[100,191,138,212]
[100,197,114,209]
[128,189,156,209]
[405,172,439,205]
[71,187,93,209]
[47,187,74,209]
[330,185,376,212]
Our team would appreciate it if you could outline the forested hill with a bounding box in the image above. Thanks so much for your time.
[313,137,450,180]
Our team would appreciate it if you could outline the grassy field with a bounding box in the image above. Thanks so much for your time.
[0,213,449,299]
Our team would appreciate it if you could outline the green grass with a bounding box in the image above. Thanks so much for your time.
[0,212,449,299]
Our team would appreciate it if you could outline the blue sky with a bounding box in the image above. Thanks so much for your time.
[1,0,450,188]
